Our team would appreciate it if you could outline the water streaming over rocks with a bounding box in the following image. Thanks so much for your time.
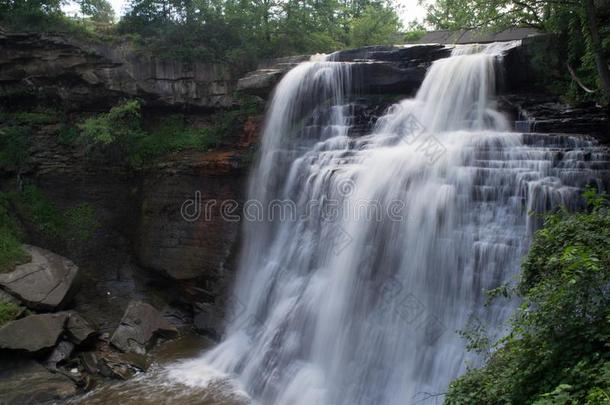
[165,42,610,404]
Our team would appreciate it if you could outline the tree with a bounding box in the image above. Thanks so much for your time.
[446,189,610,404]
[584,0,610,108]
[425,0,610,107]
[0,0,64,15]
[349,3,401,47]
[79,0,115,22]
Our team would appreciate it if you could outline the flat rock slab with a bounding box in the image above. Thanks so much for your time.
[110,301,178,354]
[0,354,76,404]
[0,245,79,311]
[0,313,67,353]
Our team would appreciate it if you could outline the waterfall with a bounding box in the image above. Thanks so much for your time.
[167,43,608,404]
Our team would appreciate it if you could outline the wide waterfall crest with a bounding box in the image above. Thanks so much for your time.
[167,42,608,405]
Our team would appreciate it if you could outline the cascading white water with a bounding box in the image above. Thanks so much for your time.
[167,43,609,404]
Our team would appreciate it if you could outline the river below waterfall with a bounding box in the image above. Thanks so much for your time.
[80,41,609,404]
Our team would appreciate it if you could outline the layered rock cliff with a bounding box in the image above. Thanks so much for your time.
[0,28,234,110]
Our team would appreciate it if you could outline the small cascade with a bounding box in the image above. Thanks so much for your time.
[166,44,610,405]
[515,110,536,132]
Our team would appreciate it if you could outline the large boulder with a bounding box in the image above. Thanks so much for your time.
[64,311,97,345]
[237,55,309,97]
[0,313,67,353]
[0,245,79,311]
[110,301,178,354]
[0,354,76,404]
[44,340,75,369]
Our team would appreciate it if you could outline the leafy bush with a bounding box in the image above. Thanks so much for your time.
[446,188,610,404]
[349,5,402,47]
[136,118,216,160]
[56,123,79,146]
[79,99,142,145]
[79,99,144,166]
[0,227,28,273]
[0,300,21,327]
[78,99,262,165]
[17,185,64,238]
[13,185,100,243]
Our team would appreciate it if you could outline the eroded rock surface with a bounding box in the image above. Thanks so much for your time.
[110,301,178,354]
[237,45,452,98]
[64,311,97,345]
[0,28,234,109]
[0,245,79,311]
[0,313,67,353]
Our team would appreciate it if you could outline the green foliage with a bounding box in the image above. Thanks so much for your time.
[0,300,21,327]
[446,189,610,404]
[349,4,401,47]
[10,185,99,243]
[0,227,28,273]
[80,100,141,145]
[117,0,401,67]
[2,0,403,69]
[0,194,28,273]
[79,99,144,166]
[0,108,60,173]
[10,110,57,125]
[56,123,79,146]
[17,185,64,238]
[425,0,610,105]
[78,99,261,165]
[0,126,30,173]
[404,23,426,43]
[64,203,100,242]
[78,0,115,23]
[135,114,218,161]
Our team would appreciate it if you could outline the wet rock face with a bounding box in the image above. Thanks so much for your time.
[137,155,245,281]
[110,301,178,354]
[0,29,234,109]
[0,245,79,311]
[329,44,451,65]
[237,44,452,98]
[500,94,610,143]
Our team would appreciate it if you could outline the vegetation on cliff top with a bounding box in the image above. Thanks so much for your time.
[426,0,610,106]
[446,189,610,404]
[77,98,260,166]
[0,0,403,72]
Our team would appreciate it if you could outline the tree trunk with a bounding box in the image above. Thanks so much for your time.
[584,0,610,107]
